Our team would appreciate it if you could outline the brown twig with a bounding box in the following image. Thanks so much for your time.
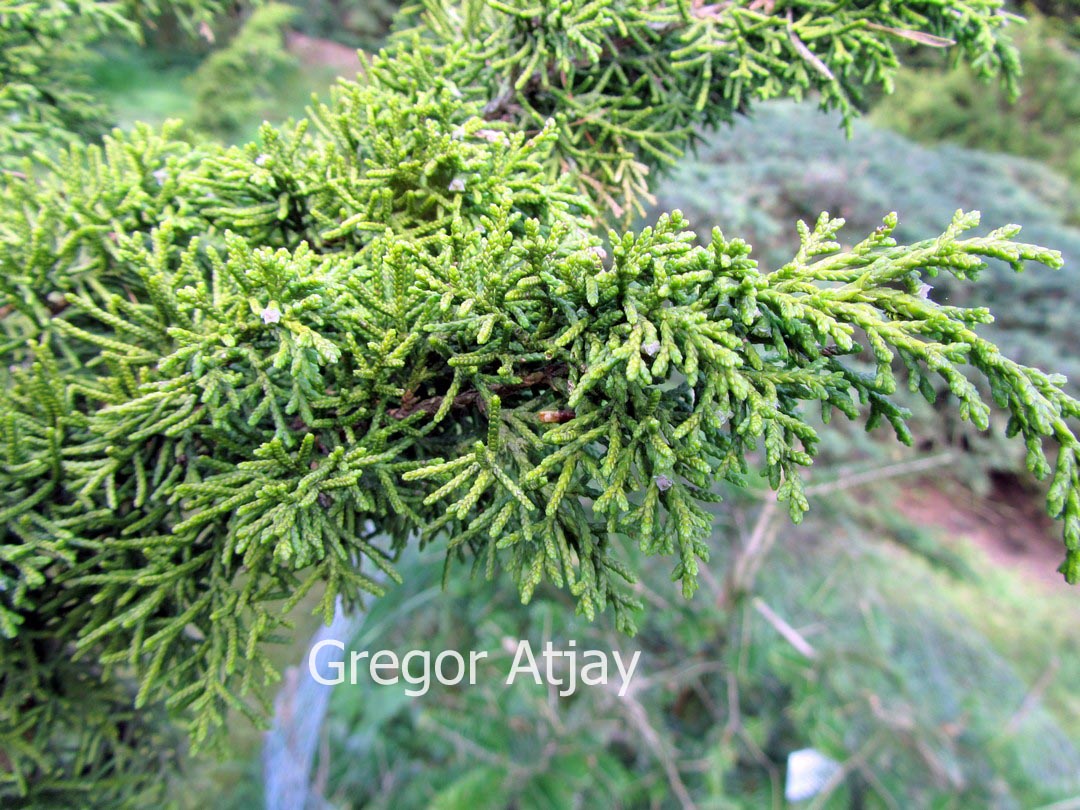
[388,363,567,419]
[720,452,956,605]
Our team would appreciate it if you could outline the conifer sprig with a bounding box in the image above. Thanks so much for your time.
[2,188,1073,760]
[399,0,1023,216]
[0,0,1075,802]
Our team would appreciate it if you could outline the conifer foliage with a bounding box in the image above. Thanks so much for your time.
[1,0,1077,803]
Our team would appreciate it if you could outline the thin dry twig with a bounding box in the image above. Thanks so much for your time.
[388,363,567,419]
[1005,656,1060,735]
[751,597,817,659]
[864,21,955,47]
[802,452,955,498]
[788,9,835,81]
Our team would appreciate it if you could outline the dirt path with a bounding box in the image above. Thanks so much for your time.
[895,473,1071,589]
[285,30,364,75]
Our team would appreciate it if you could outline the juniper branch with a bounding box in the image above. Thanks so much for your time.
[0,0,1075,803]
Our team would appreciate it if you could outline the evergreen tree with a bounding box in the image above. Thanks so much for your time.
[1,0,1077,803]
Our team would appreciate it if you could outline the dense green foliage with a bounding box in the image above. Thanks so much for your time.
[0,0,219,166]
[2,0,1079,804]
[657,101,1080,488]
[0,0,130,163]
[396,0,1024,219]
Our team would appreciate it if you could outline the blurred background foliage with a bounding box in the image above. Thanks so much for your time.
[317,519,1080,809]
[197,499,1080,808]
[27,0,1080,805]
[872,10,1080,200]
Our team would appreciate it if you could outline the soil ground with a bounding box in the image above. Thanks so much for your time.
[895,472,1071,589]
[285,30,364,75]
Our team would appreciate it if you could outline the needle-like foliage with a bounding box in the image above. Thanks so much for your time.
[398,0,1023,217]
[0,0,1076,803]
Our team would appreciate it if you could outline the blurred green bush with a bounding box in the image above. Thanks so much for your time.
[187,3,300,140]
[285,0,397,49]
[873,13,1080,197]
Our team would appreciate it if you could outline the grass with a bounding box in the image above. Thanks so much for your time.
[89,46,198,131]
